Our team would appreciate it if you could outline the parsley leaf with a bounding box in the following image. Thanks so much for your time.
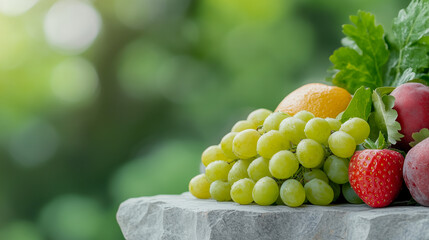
[409,128,429,147]
[387,0,429,86]
[328,11,389,93]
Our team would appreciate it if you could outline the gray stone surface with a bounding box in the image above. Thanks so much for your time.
[117,192,429,240]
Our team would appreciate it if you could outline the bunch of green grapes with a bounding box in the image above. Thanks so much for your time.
[188,108,370,207]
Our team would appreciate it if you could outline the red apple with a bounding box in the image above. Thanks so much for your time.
[391,83,429,151]
[403,137,429,206]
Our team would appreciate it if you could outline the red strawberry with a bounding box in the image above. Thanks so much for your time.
[349,149,404,208]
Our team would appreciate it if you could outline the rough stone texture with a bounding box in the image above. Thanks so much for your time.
[117,192,429,240]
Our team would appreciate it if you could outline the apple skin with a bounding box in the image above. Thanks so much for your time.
[403,137,429,206]
[391,83,429,151]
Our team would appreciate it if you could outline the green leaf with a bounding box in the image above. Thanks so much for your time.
[328,11,389,93]
[340,86,372,123]
[410,128,429,147]
[375,131,386,149]
[388,0,429,86]
[371,87,404,145]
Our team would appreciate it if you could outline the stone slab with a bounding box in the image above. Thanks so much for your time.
[117,192,429,240]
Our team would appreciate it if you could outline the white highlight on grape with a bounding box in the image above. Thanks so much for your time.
[50,57,99,103]
[0,0,38,16]
[44,0,101,53]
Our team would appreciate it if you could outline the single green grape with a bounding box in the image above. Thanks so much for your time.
[201,145,229,167]
[252,177,279,206]
[210,180,232,201]
[220,132,238,159]
[329,181,341,203]
[247,108,272,126]
[342,182,363,204]
[230,178,255,205]
[304,179,334,206]
[339,117,370,144]
[304,118,331,144]
[323,155,349,184]
[257,130,290,159]
[296,139,325,168]
[280,179,306,207]
[328,131,356,158]
[233,129,261,159]
[279,117,306,145]
[325,118,341,131]
[303,168,329,183]
[247,157,272,181]
[189,174,211,199]
[228,159,252,185]
[231,120,257,132]
[269,150,299,179]
[294,110,315,123]
[205,160,232,182]
[263,112,290,132]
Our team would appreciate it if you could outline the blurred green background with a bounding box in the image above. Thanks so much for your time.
[0,0,406,239]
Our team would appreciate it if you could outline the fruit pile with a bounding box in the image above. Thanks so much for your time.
[189,106,374,207]
[188,0,429,208]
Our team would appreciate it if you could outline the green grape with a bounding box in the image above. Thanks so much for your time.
[342,182,363,204]
[220,132,238,159]
[252,177,279,206]
[257,130,290,159]
[189,174,211,199]
[323,155,349,184]
[303,169,329,183]
[205,160,232,182]
[201,145,230,166]
[325,118,341,131]
[329,181,341,203]
[247,108,272,126]
[304,118,331,144]
[210,180,231,201]
[304,179,334,206]
[231,120,257,132]
[269,150,299,179]
[263,112,290,132]
[328,131,356,158]
[279,117,306,145]
[296,139,325,168]
[247,157,272,181]
[294,110,315,123]
[228,159,251,184]
[280,179,306,207]
[232,129,261,159]
[339,117,370,144]
[230,178,255,205]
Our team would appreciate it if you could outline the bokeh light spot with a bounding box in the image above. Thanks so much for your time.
[50,57,99,104]
[8,119,59,167]
[39,195,103,240]
[44,0,101,53]
[0,0,38,16]
[115,0,190,29]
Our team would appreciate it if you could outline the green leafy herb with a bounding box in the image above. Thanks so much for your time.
[409,128,429,147]
[363,131,386,149]
[387,0,429,86]
[371,87,403,145]
[328,11,389,93]
[340,86,372,123]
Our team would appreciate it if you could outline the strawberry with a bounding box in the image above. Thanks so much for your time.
[349,149,404,208]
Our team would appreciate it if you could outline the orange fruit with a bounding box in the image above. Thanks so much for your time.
[275,83,351,118]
